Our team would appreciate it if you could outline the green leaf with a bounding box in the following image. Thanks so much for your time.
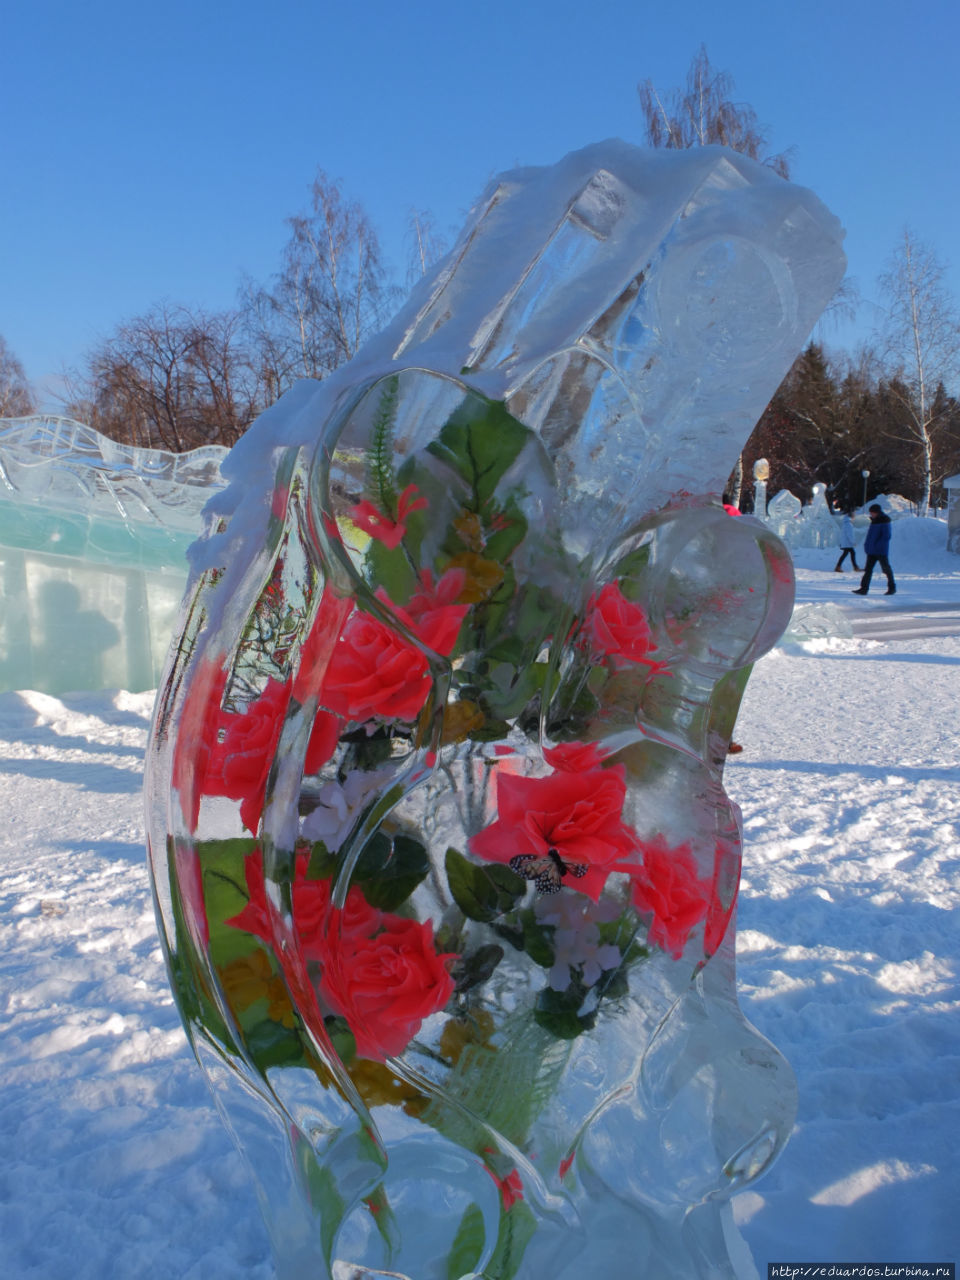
[446,1202,486,1280]
[481,660,547,721]
[366,537,418,603]
[445,847,525,923]
[598,967,630,1000]
[533,984,596,1040]
[198,838,261,966]
[245,1012,307,1069]
[356,831,431,912]
[483,495,529,563]
[325,1015,357,1065]
[487,1196,538,1280]
[306,840,338,880]
[426,396,532,510]
[466,714,512,743]
[452,944,505,994]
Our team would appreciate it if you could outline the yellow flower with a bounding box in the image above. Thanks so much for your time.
[441,699,486,744]
[447,551,505,603]
[220,949,297,1029]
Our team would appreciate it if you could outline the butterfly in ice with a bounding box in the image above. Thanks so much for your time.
[509,847,588,895]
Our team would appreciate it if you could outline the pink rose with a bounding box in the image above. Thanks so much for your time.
[584,582,661,670]
[314,914,456,1061]
[469,766,637,900]
[622,836,712,959]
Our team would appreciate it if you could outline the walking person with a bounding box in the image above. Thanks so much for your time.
[852,504,896,596]
[834,510,860,572]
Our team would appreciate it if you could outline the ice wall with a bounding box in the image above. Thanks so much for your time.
[0,417,226,693]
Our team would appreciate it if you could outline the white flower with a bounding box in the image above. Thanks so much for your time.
[536,894,622,991]
[300,767,394,852]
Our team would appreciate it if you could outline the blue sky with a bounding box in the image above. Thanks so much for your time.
[4,0,959,409]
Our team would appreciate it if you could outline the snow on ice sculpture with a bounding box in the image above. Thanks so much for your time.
[0,416,226,692]
[145,141,845,1280]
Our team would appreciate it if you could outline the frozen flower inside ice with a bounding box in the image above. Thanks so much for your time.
[301,766,397,852]
[535,894,622,991]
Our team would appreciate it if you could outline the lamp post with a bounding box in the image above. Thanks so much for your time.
[861,469,870,509]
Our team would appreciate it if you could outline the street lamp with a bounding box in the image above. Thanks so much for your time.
[861,469,870,508]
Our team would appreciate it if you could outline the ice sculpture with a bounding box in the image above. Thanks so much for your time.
[0,416,226,692]
[762,482,846,550]
[145,141,845,1280]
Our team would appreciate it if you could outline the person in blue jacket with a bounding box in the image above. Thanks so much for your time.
[852,504,896,595]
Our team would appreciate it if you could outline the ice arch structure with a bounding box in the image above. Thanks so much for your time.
[0,416,226,693]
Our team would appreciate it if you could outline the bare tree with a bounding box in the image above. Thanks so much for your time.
[875,228,960,515]
[638,45,793,177]
[404,207,448,288]
[243,171,395,396]
[70,303,267,451]
[0,336,37,417]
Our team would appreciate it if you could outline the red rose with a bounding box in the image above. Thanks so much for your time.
[203,677,292,834]
[320,585,467,725]
[321,611,432,722]
[315,914,456,1061]
[304,708,342,775]
[172,656,229,833]
[296,875,382,952]
[227,848,379,949]
[622,836,712,959]
[405,568,469,655]
[292,589,353,703]
[585,582,661,670]
[468,765,637,901]
[226,849,455,1061]
[542,741,609,772]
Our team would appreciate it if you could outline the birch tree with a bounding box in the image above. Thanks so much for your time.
[637,45,792,178]
[244,171,394,394]
[0,336,36,417]
[875,228,960,515]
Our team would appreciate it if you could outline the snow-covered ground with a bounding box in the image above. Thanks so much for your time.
[1,519,957,1278]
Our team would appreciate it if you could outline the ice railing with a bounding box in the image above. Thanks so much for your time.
[0,416,227,533]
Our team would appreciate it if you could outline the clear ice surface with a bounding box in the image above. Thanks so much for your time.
[0,416,226,692]
[146,141,846,1280]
